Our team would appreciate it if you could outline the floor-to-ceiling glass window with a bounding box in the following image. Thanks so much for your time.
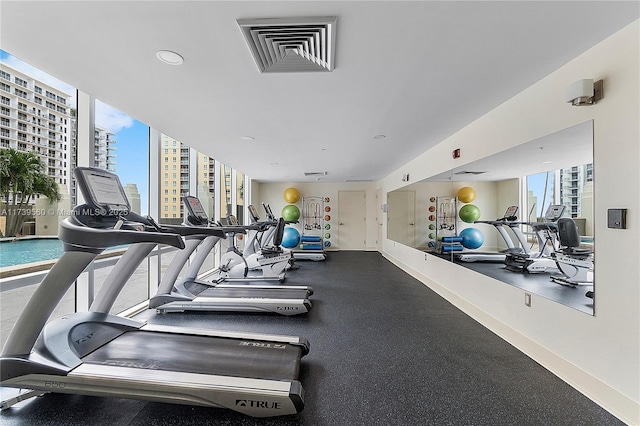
[220,164,232,220]
[236,170,245,224]
[0,50,255,350]
[196,152,218,271]
[0,51,78,350]
[90,99,150,314]
[523,162,593,250]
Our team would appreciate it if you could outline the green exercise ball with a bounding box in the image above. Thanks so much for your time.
[459,204,481,223]
[281,204,301,221]
[428,233,436,239]
[429,224,435,230]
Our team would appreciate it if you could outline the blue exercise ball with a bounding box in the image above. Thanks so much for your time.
[459,227,484,250]
[281,226,301,248]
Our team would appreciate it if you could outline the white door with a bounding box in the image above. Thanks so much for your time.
[338,191,366,250]
[387,190,416,247]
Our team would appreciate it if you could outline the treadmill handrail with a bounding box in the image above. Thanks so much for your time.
[161,224,226,238]
[61,217,185,250]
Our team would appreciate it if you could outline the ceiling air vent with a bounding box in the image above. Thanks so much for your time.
[304,171,328,177]
[237,16,337,73]
[454,171,486,175]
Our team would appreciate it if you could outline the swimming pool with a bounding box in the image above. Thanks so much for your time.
[0,238,64,268]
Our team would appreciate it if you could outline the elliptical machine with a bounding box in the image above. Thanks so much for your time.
[550,217,594,287]
[210,214,291,283]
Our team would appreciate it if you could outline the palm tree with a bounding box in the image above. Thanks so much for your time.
[0,148,61,238]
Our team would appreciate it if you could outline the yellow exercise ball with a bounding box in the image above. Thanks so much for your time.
[457,186,476,203]
[283,187,301,203]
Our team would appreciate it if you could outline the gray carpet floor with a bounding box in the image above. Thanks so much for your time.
[0,251,622,425]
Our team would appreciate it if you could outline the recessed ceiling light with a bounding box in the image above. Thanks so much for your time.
[240,136,255,141]
[373,134,386,140]
[156,50,184,65]
[542,160,552,164]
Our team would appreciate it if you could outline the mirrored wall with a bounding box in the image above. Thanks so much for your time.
[388,121,594,314]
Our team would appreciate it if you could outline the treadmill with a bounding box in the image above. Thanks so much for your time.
[0,167,309,417]
[148,195,313,315]
[504,204,566,273]
[456,206,529,262]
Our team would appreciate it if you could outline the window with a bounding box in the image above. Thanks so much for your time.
[14,77,27,87]
[524,162,593,237]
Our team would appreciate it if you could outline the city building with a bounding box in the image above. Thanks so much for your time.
[159,134,216,222]
[0,63,71,189]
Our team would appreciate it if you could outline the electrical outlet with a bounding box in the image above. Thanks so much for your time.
[424,253,428,261]
[524,293,532,307]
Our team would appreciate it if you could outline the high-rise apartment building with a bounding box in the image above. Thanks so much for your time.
[94,127,117,171]
[159,134,215,222]
[560,163,593,218]
[0,63,71,190]
[1,63,118,207]
[69,123,117,204]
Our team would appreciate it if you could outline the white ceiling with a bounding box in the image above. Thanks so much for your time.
[427,120,594,182]
[2,1,637,183]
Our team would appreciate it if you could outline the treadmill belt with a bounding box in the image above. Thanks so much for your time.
[199,287,310,299]
[82,330,302,381]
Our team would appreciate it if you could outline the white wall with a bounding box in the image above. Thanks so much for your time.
[254,181,379,250]
[379,21,639,424]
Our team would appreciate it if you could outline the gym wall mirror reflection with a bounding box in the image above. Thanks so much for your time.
[387,121,594,315]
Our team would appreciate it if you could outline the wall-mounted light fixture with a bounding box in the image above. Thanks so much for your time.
[565,79,603,106]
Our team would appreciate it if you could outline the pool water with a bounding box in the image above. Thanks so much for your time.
[0,238,65,268]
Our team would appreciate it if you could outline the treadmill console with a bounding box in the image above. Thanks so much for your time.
[262,203,276,221]
[503,205,518,221]
[544,204,566,222]
[227,215,239,226]
[74,167,130,216]
[183,196,209,225]
[248,204,260,222]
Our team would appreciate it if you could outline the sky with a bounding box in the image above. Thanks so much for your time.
[1,50,149,214]
[527,171,555,220]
